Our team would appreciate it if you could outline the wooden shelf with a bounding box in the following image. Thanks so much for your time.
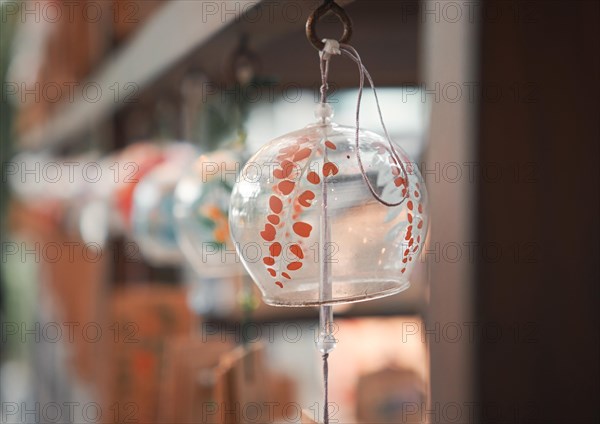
[18,0,261,150]
[15,0,421,152]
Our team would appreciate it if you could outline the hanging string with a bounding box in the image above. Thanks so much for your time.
[319,55,330,104]
[318,42,336,424]
[323,352,330,424]
[318,40,409,207]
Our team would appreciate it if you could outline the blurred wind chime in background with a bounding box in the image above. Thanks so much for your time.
[5,31,296,423]
[229,1,429,422]
[160,35,297,424]
[173,35,268,320]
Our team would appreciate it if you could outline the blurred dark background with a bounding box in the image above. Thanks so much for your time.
[477,1,598,423]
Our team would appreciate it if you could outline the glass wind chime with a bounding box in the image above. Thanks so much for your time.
[131,142,199,266]
[173,36,262,279]
[229,2,429,423]
[127,81,205,266]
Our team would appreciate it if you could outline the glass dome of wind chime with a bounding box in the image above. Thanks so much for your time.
[131,142,200,265]
[228,2,429,423]
[128,90,203,266]
[113,142,166,231]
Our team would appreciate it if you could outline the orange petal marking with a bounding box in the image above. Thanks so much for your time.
[270,196,283,213]
[293,222,313,238]
[273,160,295,179]
[407,201,414,210]
[267,268,276,277]
[325,140,337,150]
[323,162,339,177]
[287,262,303,271]
[278,180,295,195]
[261,224,276,241]
[289,244,304,259]
[270,242,282,257]
[298,190,315,207]
[418,203,423,213]
[293,148,312,161]
[263,257,275,266]
[282,272,291,279]
[307,171,321,185]
[275,281,283,288]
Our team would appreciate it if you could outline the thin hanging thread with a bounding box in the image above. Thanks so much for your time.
[318,42,409,207]
[319,47,333,424]
[319,50,331,105]
[323,352,329,424]
[317,40,408,424]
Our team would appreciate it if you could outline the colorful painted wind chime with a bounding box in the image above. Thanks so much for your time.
[174,36,261,279]
[229,2,429,422]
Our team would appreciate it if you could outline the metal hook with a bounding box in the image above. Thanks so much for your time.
[306,0,353,51]
[228,34,261,85]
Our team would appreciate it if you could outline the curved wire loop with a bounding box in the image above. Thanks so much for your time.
[340,44,410,207]
[306,1,353,50]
